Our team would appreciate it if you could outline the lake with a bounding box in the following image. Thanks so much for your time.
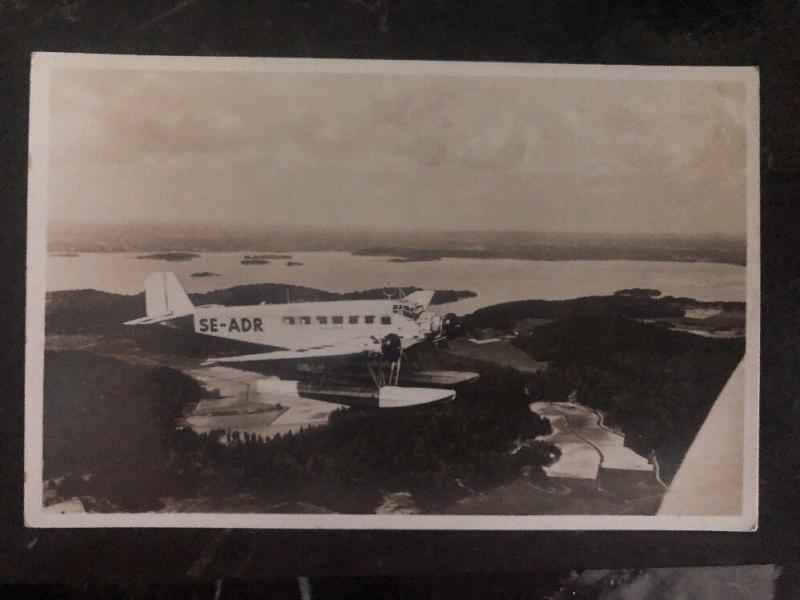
[46,251,746,315]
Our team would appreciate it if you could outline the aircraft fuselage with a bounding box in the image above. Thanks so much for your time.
[188,299,435,350]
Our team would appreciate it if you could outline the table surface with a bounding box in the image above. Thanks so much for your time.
[1,1,799,583]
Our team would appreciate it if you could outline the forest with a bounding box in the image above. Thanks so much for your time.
[43,350,555,513]
[464,293,743,330]
[43,351,208,511]
[515,315,745,480]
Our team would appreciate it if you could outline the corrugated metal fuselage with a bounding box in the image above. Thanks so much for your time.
[189,299,425,350]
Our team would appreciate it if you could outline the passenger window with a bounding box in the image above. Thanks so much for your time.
[299,316,311,325]
[348,315,359,324]
[283,316,296,325]
[332,316,343,324]
[381,315,391,325]
[364,315,375,324]
[316,316,328,325]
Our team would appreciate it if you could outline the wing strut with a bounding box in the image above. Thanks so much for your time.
[365,352,403,388]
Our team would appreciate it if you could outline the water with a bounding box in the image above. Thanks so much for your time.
[46,251,746,315]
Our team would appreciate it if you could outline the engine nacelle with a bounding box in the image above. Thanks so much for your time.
[381,333,402,362]
[441,312,462,339]
[417,311,463,341]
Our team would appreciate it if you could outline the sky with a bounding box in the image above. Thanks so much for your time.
[46,64,750,236]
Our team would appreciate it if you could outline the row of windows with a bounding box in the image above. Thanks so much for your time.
[282,315,392,326]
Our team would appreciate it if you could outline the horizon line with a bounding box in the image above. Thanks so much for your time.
[49,220,747,240]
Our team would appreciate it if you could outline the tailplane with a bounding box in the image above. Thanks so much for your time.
[124,271,194,325]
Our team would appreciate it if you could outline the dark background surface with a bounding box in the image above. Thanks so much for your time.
[1,0,799,586]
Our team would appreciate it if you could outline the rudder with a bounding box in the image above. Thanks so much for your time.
[145,272,193,317]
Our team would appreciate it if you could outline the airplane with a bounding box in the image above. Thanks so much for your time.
[124,272,469,408]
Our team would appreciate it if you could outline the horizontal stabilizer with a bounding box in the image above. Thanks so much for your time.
[124,313,183,326]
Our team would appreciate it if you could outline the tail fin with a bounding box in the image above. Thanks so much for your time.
[125,272,193,325]
[145,271,193,317]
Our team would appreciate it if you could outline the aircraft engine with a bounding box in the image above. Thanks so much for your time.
[381,333,403,362]
[441,313,463,339]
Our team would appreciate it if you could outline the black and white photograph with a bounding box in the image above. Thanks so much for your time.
[25,53,758,529]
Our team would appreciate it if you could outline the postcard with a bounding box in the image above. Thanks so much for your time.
[25,53,759,529]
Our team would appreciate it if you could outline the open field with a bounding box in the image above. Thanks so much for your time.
[530,401,654,479]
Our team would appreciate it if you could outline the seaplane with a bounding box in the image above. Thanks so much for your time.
[124,272,476,408]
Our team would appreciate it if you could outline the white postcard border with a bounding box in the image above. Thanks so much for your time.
[24,53,760,530]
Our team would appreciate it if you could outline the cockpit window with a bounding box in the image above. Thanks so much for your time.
[392,302,422,319]
[404,305,421,318]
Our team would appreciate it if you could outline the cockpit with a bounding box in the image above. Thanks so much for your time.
[392,302,423,320]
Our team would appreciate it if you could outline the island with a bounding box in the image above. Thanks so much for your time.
[354,240,746,266]
[46,223,747,266]
[614,288,662,297]
[243,254,292,260]
[136,252,200,261]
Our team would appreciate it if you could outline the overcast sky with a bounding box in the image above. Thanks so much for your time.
[47,65,749,235]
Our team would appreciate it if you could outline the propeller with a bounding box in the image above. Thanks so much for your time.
[441,313,463,340]
[381,333,403,362]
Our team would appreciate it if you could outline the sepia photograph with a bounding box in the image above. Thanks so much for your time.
[25,53,758,529]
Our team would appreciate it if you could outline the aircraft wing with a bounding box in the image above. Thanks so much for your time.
[202,337,381,366]
[404,290,435,308]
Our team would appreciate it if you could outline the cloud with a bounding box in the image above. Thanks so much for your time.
[47,66,749,235]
